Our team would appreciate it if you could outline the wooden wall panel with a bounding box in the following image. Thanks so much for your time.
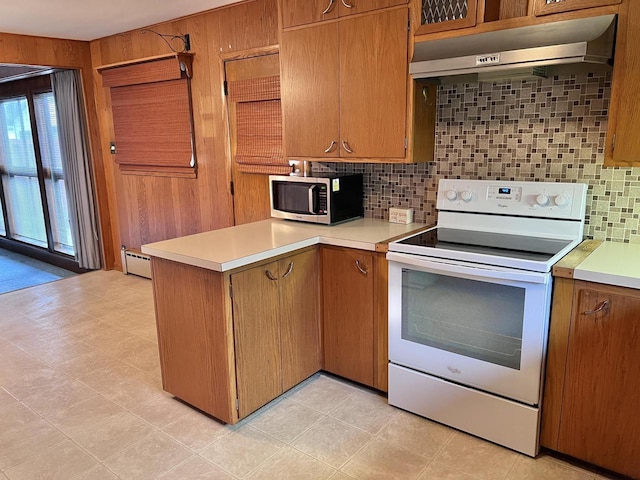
[0,32,115,270]
[90,0,279,268]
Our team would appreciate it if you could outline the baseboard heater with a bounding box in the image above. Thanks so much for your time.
[121,247,152,279]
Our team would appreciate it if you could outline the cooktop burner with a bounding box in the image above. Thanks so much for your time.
[397,227,573,263]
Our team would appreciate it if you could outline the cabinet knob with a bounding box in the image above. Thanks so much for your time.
[322,0,335,15]
[341,141,354,154]
[355,259,368,276]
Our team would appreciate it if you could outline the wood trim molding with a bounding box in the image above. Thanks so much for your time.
[552,239,603,278]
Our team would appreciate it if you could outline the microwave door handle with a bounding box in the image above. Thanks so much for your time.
[308,185,316,214]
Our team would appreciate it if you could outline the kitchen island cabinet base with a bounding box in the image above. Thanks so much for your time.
[151,248,321,424]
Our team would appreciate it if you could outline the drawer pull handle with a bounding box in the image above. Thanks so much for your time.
[341,141,354,154]
[583,300,609,315]
[265,270,277,281]
[324,140,337,153]
[322,0,335,14]
[341,0,353,8]
[355,259,368,276]
[282,262,294,278]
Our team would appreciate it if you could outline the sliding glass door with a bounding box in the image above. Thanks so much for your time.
[0,96,48,247]
[0,79,75,257]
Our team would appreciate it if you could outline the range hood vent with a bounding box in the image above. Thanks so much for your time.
[411,14,616,83]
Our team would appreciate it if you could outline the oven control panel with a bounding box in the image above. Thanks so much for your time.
[437,179,588,220]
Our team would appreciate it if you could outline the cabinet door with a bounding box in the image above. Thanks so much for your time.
[281,23,340,158]
[339,8,408,159]
[605,0,640,167]
[322,247,374,386]
[280,0,338,28]
[533,0,621,16]
[232,261,283,418]
[557,283,640,479]
[338,0,408,17]
[415,0,478,35]
[279,250,322,391]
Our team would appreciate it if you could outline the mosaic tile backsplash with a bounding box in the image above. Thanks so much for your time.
[315,72,640,243]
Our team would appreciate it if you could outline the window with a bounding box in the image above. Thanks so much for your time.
[0,75,75,257]
[99,53,196,177]
[34,92,74,254]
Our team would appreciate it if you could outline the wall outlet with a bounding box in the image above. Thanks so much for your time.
[389,207,414,224]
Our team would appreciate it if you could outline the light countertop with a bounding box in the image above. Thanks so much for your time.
[141,218,427,272]
[573,242,640,290]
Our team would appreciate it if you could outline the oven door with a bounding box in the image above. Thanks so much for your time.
[387,252,552,406]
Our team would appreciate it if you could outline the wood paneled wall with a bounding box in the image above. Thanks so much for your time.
[0,32,116,270]
[90,0,279,269]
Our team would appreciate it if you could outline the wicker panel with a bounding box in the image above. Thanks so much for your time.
[102,56,188,88]
[229,76,288,175]
[422,0,469,25]
[110,79,193,170]
[228,76,280,102]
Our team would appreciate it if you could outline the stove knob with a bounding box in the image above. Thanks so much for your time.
[536,194,550,206]
[446,190,458,201]
[460,191,473,202]
[554,194,570,207]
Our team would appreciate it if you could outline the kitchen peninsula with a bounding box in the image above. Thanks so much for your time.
[142,218,426,425]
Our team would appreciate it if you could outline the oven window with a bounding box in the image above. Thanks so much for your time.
[401,269,525,370]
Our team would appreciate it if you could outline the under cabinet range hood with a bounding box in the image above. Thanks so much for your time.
[410,14,616,83]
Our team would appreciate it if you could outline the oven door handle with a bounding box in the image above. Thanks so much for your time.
[386,252,550,285]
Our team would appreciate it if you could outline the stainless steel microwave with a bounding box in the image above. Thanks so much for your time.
[269,174,364,225]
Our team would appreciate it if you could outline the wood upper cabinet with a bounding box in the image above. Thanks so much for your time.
[280,0,407,28]
[605,0,640,167]
[415,0,478,35]
[321,246,389,390]
[542,280,640,479]
[281,7,409,161]
[231,248,321,417]
[532,0,621,16]
[281,22,340,159]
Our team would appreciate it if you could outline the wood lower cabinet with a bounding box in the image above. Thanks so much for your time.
[533,0,621,16]
[152,257,237,424]
[151,247,321,423]
[232,248,321,418]
[542,280,640,479]
[281,8,409,161]
[321,246,389,390]
[280,0,407,28]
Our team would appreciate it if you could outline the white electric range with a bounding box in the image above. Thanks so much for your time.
[386,179,587,456]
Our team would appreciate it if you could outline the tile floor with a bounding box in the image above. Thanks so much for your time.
[0,271,621,480]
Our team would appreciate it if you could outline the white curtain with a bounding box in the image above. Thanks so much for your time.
[51,70,101,270]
